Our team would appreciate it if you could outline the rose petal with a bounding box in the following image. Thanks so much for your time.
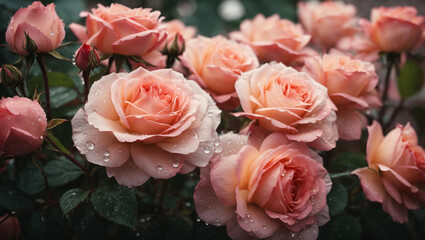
[106,160,150,187]
[352,167,386,203]
[210,154,238,206]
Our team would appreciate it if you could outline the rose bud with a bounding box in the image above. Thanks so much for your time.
[5,1,65,56]
[0,96,47,156]
[1,65,23,87]
[74,43,100,71]
[0,215,20,240]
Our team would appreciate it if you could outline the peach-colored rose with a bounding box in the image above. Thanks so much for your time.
[71,67,221,186]
[5,1,65,55]
[69,3,166,56]
[180,35,259,110]
[298,1,358,50]
[352,121,425,223]
[336,35,380,62]
[0,96,47,156]
[303,52,381,140]
[234,63,338,151]
[194,128,331,239]
[229,14,310,64]
[360,6,425,53]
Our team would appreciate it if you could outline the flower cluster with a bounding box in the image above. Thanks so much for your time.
[1,1,425,239]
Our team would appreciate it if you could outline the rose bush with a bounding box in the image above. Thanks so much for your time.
[71,67,221,186]
[194,128,331,239]
[303,52,381,140]
[298,1,358,50]
[0,96,47,156]
[5,1,65,55]
[180,35,259,110]
[353,121,425,223]
[69,3,166,56]
[234,62,338,150]
[230,14,310,64]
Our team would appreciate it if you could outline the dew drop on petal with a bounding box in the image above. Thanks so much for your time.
[207,111,213,117]
[38,117,42,122]
[86,141,95,150]
[214,146,223,153]
[172,162,180,168]
[156,165,163,171]
[203,147,211,154]
[192,131,199,139]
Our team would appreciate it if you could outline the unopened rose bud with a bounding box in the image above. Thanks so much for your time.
[1,65,23,87]
[74,43,100,71]
[169,33,185,56]
[24,33,38,55]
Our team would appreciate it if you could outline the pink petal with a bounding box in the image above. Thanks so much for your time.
[367,121,384,164]
[3,127,41,156]
[131,142,182,179]
[71,109,130,168]
[269,223,319,240]
[106,160,150,187]
[226,217,256,240]
[352,167,386,203]
[382,196,409,223]
[112,30,163,56]
[13,22,54,54]
[69,23,89,43]
[336,109,367,140]
[210,154,238,206]
[194,173,235,226]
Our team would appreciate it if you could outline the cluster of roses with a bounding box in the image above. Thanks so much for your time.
[1,1,425,239]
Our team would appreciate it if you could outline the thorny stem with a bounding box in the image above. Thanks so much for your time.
[330,171,352,179]
[378,53,400,124]
[36,55,52,119]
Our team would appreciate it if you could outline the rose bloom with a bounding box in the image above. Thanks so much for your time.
[298,1,358,50]
[6,1,65,55]
[229,14,311,64]
[180,35,259,110]
[0,96,47,156]
[161,19,196,48]
[194,128,331,239]
[71,67,221,186]
[234,62,338,151]
[353,121,425,223]
[303,52,381,140]
[69,3,166,56]
[360,6,425,53]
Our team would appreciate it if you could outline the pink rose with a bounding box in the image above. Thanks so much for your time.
[0,215,20,240]
[352,121,425,223]
[360,6,425,53]
[180,35,259,110]
[234,63,338,151]
[194,128,331,239]
[298,1,358,50]
[71,67,221,187]
[303,52,381,140]
[5,1,65,55]
[229,14,311,64]
[69,3,166,56]
[0,96,47,156]
[74,43,100,71]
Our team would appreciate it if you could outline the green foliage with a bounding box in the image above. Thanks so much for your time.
[397,59,423,99]
[60,188,90,215]
[90,184,137,229]
[318,213,362,240]
[44,156,85,187]
[16,159,46,195]
[327,182,348,217]
[330,152,367,173]
[0,187,34,212]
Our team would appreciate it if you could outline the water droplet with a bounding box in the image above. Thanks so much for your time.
[312,189,318,194]
[95,90,100,96]
[71,192,76,196]
[249,219,254,223]
[140,218,146,223]
[103,156,110,163]
[291,232,295,238]
[214,146,223,153]
[281,173,285,177]
[40,136,44,140]
[246,213,251,218]
[118,149,122,153]
[227,140,232,144]
[203,147,211,154]
[86,141,95,150]
[216,219,221,226]
[41,215,46,221]
[136,232,140,237]
[104,150,110,157]
[38,117,42,122]
[50,31,54,36]
[31,122,35,126]
[9,26,13,30]
[172,162,180,168]
[11,211,16,215]
[213,140,220,147]
[196,218,201,222]
[173,144,178,148]
[192,131,199,139]
[185,202,191,207]
[262,225,267,230]
[156,165,163,171]
[205,222,209,226]
[207,111,213,117]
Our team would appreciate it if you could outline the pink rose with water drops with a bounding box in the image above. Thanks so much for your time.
[6,1,65,55]
[71,67,221,186]
[194,127,331,239]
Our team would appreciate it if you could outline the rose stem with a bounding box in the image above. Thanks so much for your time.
[0,214,10,224]
[384,99,404,131]
[83,71,90,102]
[36,55,52,119]
[19,82,27,97]
[329,171,352,179]
[378,53,399,124]
[31,156,51,200]
[107,55,114,74]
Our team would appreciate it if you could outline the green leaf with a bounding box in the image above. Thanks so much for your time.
[48,50,71,61]
[330,152,367,173]
[60,188,90,215]
[69,203,109,240]
[397,59,423,99]
[362,204,411,240]
[24,206,69,240]
[44,156,85,187]
[90,184,137,229]
[16,159,45,195]
[318,214,362,240]
[0,187,34,212]
[28,71,75,92]
[49,87,78,108]
[47,118,68,130]
[327,182,348,217]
